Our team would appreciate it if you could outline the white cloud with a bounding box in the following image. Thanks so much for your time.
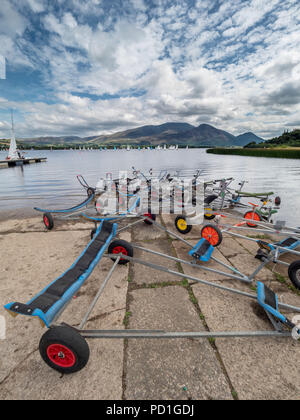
[1,0,300,139]
[26,0,46,13]
[0,0,28,38]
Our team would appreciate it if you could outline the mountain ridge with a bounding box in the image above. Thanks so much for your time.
[16,122,265,147]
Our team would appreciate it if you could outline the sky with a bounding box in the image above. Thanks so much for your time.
[0,0,299,139]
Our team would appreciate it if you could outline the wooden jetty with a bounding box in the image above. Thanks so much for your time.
[0,157,47,168]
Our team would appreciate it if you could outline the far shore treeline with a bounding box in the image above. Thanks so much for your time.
[206,129,300,159]
[0,140,206,151]
[207,148,300,159]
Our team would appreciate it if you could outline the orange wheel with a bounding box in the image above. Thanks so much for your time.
[201,224,223,247]
[244,211,261,228]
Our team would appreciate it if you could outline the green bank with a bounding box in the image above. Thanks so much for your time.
[206,148,300,159]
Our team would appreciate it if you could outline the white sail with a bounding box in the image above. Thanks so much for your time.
[7,111,19,160]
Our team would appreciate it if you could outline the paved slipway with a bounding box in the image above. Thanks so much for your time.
[0,215,299,400]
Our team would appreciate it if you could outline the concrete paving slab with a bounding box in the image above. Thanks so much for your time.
[192,282,300,400]
[227,253,275,282]
[131,239,181,285]
[219,237,252,258]
[124,287,233,400]
[133,216,168,241]
[1,311,125,400]
[232,236,264,255]
[172,239,238,283]
[1,213,299,400]
[0,226,130,399]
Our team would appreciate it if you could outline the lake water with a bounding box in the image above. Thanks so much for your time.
[0,148,299,225]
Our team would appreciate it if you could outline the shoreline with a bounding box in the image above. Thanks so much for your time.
[207,148,300,159]
[0,207,38,222]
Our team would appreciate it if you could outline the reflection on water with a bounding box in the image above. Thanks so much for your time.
[0,149,299,225]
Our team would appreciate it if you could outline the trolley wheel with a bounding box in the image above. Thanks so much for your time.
[175,215,192,234]
[201,224,223,247]
[43,213,54,230]
[91,228,97,240]
[108,239,133,265]
[39,326,90,374]
[143,213,157,225]
[204,208,216,220]
[288,260,300,290]
[244,211,261,228]
[87,187,94,197]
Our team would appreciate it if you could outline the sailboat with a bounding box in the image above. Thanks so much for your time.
[6,111,23,162]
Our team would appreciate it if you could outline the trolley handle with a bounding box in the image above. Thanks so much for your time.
[77,175,91,190]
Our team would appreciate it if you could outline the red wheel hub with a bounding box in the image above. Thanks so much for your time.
[43,216,49,228]
[112,246,128,260]
[47,344,76,368]
[244,212,260,226]
[202,226,220,246]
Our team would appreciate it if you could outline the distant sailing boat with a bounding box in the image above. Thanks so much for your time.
[6,111,21,161]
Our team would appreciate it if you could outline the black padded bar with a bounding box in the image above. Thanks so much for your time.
[264,285,277,310]
[24,221,114,314]
[204,194,218,205]
[277,237,298,248]
[193,240,211,258]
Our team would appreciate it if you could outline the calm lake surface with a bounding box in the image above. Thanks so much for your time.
[0,148,299,225]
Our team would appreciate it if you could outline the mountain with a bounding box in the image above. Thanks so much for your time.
[88,123,241,147]
[158,124,237,146]
[116,122,194,139]
[19,136,82,144]
[236,132,265,146]
[16,122,265,148]
[87,122,194,144]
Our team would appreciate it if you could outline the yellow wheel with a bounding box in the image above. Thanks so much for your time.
[175,215,192,234]
[204,208,215,220]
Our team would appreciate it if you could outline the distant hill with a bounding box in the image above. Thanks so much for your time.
[88,122,195,145]
[116,122,194,139]
[236,132,264,146]
[19,136,82,145]
[13,122,265,148]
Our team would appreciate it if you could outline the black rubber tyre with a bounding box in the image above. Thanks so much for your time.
[175,215,192,234]
[201,224,223,247]
[87,187,94,197]
[39,326,90,374]
[288,260,300,290]
[243,210,262,228]
[43,213,54,230]
[204,208,216,220]
[143,214,157,225]
[91,228,97,240]
[108,239,133,265]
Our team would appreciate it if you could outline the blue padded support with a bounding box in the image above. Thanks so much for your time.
[259,237,300,254]
[34,191,95,214]
[189,238,214,262]
[257,282,287,324]
[5,221,117,327]
[277,237,300,252]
